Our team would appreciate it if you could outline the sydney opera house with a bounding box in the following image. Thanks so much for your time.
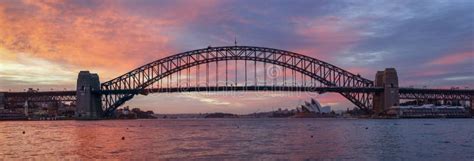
[292,99,334,118]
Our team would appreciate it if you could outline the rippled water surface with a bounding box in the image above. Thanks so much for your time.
[1,118,474,160]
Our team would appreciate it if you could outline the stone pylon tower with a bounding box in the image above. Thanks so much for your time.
[383,68,400,108]
[373,68,400,114]
[76,71,102,119]
[373,71,385,114]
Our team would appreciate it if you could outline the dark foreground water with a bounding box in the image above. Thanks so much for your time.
[1,118,473,160]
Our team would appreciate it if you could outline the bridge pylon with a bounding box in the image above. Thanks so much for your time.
[75,71,102,119]
[373,68,400,114]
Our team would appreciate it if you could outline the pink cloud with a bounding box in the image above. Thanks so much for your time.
[428,51,474,66]
[346,67,373,77]
[291,16,364,60]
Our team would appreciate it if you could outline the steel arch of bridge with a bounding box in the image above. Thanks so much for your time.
[101,46,374,116]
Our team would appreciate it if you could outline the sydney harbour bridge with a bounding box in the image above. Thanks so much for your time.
[1,46,473,118]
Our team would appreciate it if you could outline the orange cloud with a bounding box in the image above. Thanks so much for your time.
[0,0,220,80]
[428,51,474,66]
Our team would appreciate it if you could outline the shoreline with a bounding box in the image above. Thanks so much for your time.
[1,116,472,121]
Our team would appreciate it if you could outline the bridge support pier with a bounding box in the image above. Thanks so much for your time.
[373,71,384,114]
[373,68,400,114]
[75,71,102,119]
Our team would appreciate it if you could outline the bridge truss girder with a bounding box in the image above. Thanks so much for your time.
[3,91,76,108]
[399,90,473,100]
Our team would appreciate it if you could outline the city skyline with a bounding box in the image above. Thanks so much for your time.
[0,0,473,113]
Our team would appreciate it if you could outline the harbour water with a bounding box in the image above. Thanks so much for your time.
[1,118,473,160]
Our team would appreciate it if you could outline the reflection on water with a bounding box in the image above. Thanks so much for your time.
[1,119,473,160]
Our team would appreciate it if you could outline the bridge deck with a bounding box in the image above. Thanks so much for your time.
[2,86,472,104]
[95,86,384,95]
[4,91,76,97]
[399,88,474,94]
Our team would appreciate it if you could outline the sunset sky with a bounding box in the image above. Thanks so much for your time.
[0,0,473,113]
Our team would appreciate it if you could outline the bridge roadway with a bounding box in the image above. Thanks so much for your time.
[3,91,76,103]
[3,86,380,103]
[96,86,384,95]
[3,86,473,103]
